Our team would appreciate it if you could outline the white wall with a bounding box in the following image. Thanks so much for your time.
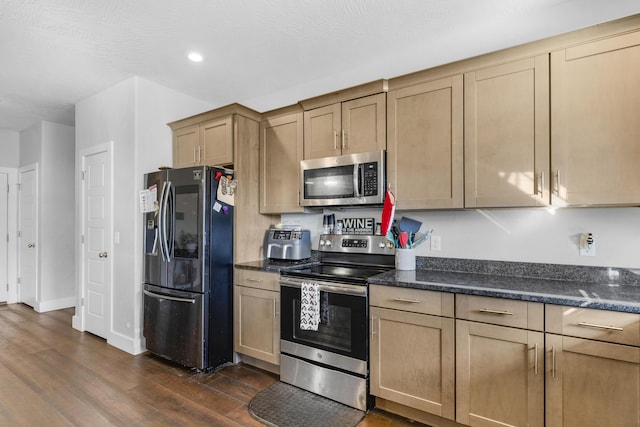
[0,129,19,167]
[75,76,213,354]
[40,122,75,307]
[18,121,76,311]
[283,206,640,269]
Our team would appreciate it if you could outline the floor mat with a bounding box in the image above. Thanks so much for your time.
[248,382,365,427]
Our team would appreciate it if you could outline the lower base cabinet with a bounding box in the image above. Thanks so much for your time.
[545,334,640,427]
[456,320,544,427]
[370,306,455,419]
[233,270,280,365]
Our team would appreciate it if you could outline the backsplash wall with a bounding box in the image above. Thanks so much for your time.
[282,207,640,269]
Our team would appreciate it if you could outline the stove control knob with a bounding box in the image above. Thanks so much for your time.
[324,240,332,246]
[386,241,394,249]
[378,242,386,249]
[319,240,326,246]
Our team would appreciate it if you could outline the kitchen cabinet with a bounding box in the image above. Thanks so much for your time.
[234,269,280,366]
[303,92,386,159]
[545,305,640,426]
[260,106,304,213]
[464,55,550,208]
[387,75,464,209]
[456,295,544,427]
[551,30,640,206]
[169,105,247,168]
[369,285,455,420]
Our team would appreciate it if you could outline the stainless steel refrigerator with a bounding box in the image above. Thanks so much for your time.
[143,166,234,370]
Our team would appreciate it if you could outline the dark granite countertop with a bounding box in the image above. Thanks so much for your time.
[369,258,640,314]
[235,256,319,274]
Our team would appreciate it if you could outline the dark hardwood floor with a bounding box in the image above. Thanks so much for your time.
[0,304,425,426]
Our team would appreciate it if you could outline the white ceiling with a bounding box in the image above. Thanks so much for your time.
[1,0,640,132]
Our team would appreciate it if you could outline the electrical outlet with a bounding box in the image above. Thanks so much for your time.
[579,233,596,256]
[431,235,442,251]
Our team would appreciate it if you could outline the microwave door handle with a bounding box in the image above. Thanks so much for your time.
[353,165,362,198]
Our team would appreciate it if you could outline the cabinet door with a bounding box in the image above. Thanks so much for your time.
[456,320,544,427]
[551,31,640,206]
[234,286,280,365]
[303,103,341,159]
[341,93,386,155]
[200,116,233,166]
[370,307,455,419]
[260,112,304,213]
[387,75,463,209]
[173,125,199,168]
[465,55,550,207]
[546,334,640,427]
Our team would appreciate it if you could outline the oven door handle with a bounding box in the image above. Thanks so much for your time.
[279,277,367,297]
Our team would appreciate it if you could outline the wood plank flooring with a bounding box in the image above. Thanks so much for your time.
[0,304,425,426]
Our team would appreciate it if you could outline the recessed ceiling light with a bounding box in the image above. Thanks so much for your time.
[188,52,203,62]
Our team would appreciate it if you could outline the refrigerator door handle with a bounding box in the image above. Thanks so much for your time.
[165,181,174,262]
[158,181,168,261]
[143,289,196,304]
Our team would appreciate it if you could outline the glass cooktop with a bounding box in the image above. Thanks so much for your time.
[281,262,391,285]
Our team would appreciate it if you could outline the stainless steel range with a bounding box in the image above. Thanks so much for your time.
[279,234,395,411]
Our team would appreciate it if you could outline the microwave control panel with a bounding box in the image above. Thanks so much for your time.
[362,162,378,196]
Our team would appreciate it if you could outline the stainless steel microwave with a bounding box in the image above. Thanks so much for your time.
[300,151,386,207]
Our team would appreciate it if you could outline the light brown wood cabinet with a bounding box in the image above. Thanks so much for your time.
[369,285,455,420]
[233,269,280,365]
[455,295,544,427]
[551,29,640,206]
[464,55,550,208]
[545,305,640,427]
[303,93,386,159]
[171,116,233,168]
[259,106,304,213]
[387,75,464,210]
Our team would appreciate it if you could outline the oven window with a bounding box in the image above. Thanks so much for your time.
[281,286,368,360]
[294,294,352,353]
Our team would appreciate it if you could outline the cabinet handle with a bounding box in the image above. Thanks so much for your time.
[478,308,514,316]
[552,346,557,379]
[246,278,262,283]
[553,169,560,195]
[333,130,338,151]
[193,147,197,163]
[341,129,346,150]
[392,298,421,304]
[537,171,544,198]
[577,321,624,331]
[534,343,539,375]
[198,146,202,162]
[274,300,279,319]
[370,315,377,336]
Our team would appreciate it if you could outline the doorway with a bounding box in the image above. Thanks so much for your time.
[18,164,38,307]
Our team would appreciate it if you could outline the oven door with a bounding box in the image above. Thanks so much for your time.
[280,277,368,362]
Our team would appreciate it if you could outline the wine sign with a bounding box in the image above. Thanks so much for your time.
[341,217,375,235]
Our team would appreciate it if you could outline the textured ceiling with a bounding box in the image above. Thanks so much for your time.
[1,0,640,131]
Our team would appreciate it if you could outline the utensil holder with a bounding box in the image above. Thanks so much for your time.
[395,248,416,271]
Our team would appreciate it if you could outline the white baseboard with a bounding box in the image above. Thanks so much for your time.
[108,330,145,356]
[72,314,83,331]
[36,296,76,313]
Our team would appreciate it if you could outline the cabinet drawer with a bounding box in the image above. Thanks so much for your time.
[370,285,454,317]
[456,295,543,331]
[546,304,640,346]
[234,268,279,292]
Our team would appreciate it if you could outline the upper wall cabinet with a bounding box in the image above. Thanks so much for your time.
[300,81,387,159]
[169,105,261,168]
[387,75,464,210]
[464,55,550,208]
[260,106,305,214]
[551,30,640,206]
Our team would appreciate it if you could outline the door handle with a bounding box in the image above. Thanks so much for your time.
[27,243,35,248]
[98,252,108,258]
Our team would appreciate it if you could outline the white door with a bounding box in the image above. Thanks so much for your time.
[18,165,38,307]
[0,171,8,302]
[82,147,111,338]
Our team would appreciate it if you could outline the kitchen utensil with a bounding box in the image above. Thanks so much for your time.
[398,232,409,248]
[380,189,396,236]
[400,216,422,234]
